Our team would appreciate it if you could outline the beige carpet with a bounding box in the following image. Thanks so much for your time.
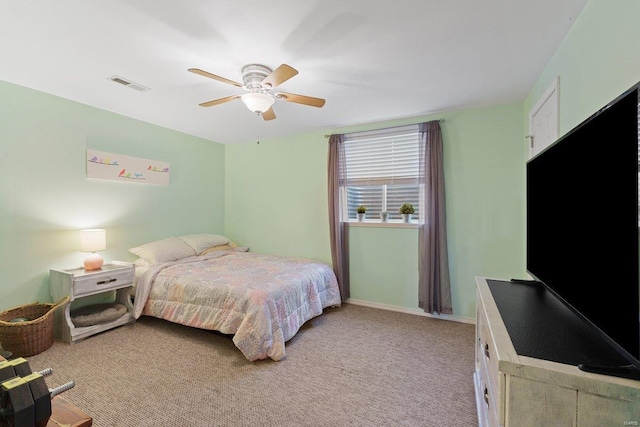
[27,303,478,427]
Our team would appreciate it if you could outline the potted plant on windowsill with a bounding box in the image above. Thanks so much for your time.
[357,205,366,222]
[399,203,415,223]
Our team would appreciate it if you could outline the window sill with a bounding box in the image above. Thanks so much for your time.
[347,220,420,229]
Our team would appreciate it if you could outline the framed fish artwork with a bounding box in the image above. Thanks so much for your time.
[86,149,170,185]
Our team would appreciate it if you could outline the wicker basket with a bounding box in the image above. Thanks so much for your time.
[0,296,69,357]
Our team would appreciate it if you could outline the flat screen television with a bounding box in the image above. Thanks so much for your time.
[526,81,640,380]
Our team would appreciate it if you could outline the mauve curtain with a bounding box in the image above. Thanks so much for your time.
[327,134,350,300]
[418,121,452,314]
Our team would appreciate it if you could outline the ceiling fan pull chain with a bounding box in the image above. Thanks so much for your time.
[256,112,261,144]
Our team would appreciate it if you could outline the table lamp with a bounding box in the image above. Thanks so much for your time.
[80,229,106,270]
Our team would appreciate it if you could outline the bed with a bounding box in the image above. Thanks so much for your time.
[129,234,341,361]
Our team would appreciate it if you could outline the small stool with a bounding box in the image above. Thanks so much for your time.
[46,395,92,427]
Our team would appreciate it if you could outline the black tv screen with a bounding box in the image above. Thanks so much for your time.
[527,83,640,370]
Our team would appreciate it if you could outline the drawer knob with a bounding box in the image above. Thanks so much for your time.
[484,343,490,359]
[483,387,489,408]
[96,277,117,285]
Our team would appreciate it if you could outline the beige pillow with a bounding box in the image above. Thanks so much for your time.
[177,233,230,255]
[200,242,237,255]
[129,237,196,265]
[134,258,151,267]
[203,243,251,255]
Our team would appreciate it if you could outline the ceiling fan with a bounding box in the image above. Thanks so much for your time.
[188,64,326,121]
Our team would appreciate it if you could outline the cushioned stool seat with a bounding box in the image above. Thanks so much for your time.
[47,395,92,427]
[71,303,127,327]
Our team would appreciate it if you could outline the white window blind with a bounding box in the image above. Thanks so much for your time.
[343,124,421,221]
[344,124,420,186]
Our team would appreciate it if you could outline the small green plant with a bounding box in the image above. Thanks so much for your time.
[357,205,366,214]
[399,203,415,214]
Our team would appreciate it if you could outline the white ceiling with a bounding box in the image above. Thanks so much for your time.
[0,0,587,144]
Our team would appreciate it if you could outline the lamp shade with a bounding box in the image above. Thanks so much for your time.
[80,229,106,252]
[241,92,275,113]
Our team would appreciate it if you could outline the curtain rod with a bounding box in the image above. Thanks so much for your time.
[324,119,445,138]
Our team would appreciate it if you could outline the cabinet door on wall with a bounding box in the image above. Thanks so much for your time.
[528,76,559,158]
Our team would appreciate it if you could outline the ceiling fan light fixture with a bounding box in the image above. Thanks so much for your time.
[241,92,275,113]
[190,63,325,120]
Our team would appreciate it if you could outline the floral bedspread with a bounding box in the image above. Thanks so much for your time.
[133,250,341,361]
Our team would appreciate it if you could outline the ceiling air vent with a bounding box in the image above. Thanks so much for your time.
[107,75,150,92]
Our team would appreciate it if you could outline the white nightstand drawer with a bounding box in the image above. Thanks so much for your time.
[74,269,133,296]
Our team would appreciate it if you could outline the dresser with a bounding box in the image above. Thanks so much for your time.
[474,276,640,427]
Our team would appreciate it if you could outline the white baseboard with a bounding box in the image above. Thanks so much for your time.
[344,298,475,325]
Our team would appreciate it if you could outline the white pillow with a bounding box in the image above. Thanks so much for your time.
[134,258,151,268]
[177,233,230,255]
[129,237,196,265]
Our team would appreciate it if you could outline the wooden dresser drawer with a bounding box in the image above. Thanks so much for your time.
[476,296,503,421]
[476,356,500,427]
[74,269,133,297]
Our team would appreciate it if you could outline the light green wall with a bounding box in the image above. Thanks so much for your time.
[443,104,525,317]
[224,133,332,263]
[0,80,225,311]
[348,227,419,307]
[525,1,640,137]
[225,104,526,320]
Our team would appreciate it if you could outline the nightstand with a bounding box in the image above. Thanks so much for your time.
[49,261,135,344]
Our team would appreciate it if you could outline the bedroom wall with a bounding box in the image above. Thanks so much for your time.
[524,1,640,139]
[0,80,225,311]
[225,103,525,321]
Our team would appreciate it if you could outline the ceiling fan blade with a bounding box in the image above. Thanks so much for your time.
[188,68,243,88]
[275,92,325,108]
[262,107,276,121]
[199,95,240,107]
[261,64,298,89]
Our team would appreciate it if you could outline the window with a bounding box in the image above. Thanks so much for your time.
[343,124,420,222]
